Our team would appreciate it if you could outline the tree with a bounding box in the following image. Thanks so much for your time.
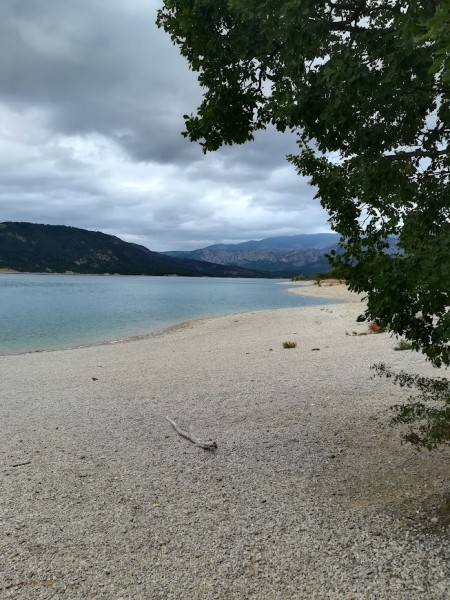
[157,0,450,367]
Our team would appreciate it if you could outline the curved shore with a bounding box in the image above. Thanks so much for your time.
[0,275,334,356]
[2,284,450,599]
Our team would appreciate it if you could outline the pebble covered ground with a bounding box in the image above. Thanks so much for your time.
[1,290,450,599]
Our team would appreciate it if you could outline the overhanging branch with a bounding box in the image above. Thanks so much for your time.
[384,148,448,161]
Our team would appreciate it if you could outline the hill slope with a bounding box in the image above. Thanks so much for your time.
[0,222,269,278]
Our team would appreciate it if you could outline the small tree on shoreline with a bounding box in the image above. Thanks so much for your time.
[157,0,450,368]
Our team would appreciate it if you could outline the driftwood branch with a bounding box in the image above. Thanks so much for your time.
[165,417,217,450]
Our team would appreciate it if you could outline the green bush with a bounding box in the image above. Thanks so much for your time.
[291,274,307,281]
[312,266,348,285]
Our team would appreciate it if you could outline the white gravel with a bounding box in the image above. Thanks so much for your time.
[1,284,450,599]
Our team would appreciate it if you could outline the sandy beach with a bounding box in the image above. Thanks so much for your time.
[1,283,450,599]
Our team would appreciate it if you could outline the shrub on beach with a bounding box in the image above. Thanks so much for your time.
[368,322,388,334]
[394,339,414,351]
[373,363,450,450]
[282,341,297,349]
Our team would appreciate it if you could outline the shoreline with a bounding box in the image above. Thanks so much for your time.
[2,283,450,598]
[286,279,365,303]
[0,281,333,358]
[0,270,184,276]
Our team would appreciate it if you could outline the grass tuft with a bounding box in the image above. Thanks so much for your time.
[394,339,414,351]
[282,341,297,349]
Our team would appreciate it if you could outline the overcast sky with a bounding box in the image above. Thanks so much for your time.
[0,0,331,251]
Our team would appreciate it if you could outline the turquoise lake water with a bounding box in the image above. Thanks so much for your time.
[0,274,333,354]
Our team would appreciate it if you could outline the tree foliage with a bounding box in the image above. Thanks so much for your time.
[157,0,450,367]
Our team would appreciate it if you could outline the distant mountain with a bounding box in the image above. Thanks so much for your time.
[0,222,270,278]
[165,233,341,276]
[201,233,340,252]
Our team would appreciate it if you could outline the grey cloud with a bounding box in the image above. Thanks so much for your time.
[218,128,300,169]
[0,0,201,163]
[0,0,331,251]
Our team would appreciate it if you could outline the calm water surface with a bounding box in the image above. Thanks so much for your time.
[0,274,332,354]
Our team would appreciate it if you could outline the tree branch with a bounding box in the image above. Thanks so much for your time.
[165,416,218,450]
[384,148,448,161]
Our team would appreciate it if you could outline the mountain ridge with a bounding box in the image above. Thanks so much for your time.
[0,222,273,278]
[195,233,340,252]
[164,233,340,276]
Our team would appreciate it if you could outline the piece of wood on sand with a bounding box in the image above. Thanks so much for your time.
[165,417,218,450]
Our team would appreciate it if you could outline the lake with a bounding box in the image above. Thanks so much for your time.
[0,274,333,354]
